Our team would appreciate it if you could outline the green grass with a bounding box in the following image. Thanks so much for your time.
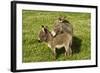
[22,10,91,63]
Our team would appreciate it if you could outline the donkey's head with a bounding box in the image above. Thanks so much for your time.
[58,16,69,23]
[38,25,51,42]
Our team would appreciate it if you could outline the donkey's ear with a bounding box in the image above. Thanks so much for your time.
[63,16,66,19]
[41,25,44,28]
[41,25,45,32]
[45,26,48,29]
[58,16,61,20]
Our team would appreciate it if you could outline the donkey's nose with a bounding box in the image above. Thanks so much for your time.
[38,40,42,43]
[37,38,42,43]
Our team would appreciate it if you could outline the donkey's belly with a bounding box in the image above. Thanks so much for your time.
[48,43,64,49]
[55,44,64,49]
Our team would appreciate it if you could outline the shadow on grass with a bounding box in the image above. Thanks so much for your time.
[71,36,82,54]
[56,36,82,58]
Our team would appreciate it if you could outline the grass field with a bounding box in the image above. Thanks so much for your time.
[22,10,91,63]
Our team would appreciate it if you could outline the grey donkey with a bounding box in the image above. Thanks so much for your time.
[51,16,73,36]
[38,25,72,59]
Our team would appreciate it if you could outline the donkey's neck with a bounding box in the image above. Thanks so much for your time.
[46,31,53,43]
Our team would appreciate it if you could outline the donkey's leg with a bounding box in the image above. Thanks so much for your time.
[51,48,56,59]
[64,44,69,56]
[69,47,72,56]
[69,40,72,56]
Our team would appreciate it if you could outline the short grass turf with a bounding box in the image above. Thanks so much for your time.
[22,10,91,63]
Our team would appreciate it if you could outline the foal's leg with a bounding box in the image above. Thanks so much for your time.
[51,48,56,59]
[69,47,72,56]
[64,44,69,56]
[69,41,72,56]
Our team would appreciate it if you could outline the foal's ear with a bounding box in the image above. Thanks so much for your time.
[45,26,48,29]
[58,16,66,20]
[41,25,45,32]
[41,25,44,28]
[41,25,48,32]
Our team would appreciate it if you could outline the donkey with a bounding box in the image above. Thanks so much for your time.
[38,25,72,59]
[51,16,73,37]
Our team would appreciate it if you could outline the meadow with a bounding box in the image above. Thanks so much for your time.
[22,10,91,63]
